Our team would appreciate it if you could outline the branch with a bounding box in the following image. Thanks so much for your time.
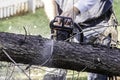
[0,32,120,76]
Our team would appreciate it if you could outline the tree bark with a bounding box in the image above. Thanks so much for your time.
[0,32,120,76]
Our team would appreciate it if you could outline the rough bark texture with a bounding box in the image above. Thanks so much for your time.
[0,32,120,76]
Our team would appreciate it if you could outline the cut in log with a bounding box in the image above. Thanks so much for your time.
[0,32,120,76]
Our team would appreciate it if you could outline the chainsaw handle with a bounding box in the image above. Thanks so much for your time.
[50,16,73,29]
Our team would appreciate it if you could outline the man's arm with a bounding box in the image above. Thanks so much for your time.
[74,0,98,14]
[60,0,98,20]
[43,0,58,21]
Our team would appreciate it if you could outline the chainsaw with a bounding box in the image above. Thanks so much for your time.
[50,16,74,41]
[50,16,83,42]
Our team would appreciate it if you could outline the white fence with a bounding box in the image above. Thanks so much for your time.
[0,0,44,19]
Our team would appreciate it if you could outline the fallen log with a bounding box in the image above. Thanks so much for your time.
[0,32,120,76]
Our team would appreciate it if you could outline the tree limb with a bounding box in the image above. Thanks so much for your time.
[0,32,120,76]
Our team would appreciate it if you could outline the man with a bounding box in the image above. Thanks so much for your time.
[43,0,118,80]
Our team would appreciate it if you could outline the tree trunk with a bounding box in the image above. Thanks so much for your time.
[0,32,120,76]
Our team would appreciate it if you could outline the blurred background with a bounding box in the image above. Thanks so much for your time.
[0,0,120,80]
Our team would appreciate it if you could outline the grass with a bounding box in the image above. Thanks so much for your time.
[0,8,50,38]
[113,0,120,23]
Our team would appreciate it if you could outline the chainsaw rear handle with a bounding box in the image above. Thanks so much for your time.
[49,16,84,42]
[49,16,74,41]
[50,16,74,31]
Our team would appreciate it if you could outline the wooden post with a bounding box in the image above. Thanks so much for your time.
[24,1,28,12]
[28,0,36,13]
[0,8,3,19]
